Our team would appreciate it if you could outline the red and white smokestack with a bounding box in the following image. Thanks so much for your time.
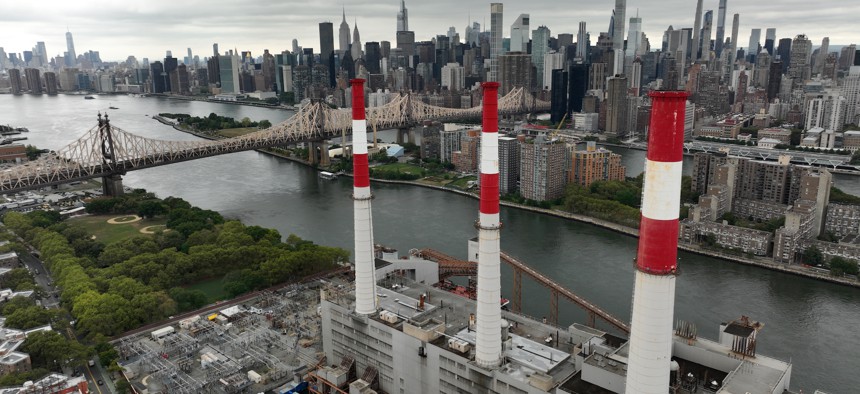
[475,82,502,368]
[625,91,688,393]
[350,79,377,316]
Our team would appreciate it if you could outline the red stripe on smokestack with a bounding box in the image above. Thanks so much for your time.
[636,91,687,275]
[351,79,370,188]
[636,218,680,274]
[350,79,366,120]
[353,155,370,188]
[480,82,500,215]
[645,91,687,163]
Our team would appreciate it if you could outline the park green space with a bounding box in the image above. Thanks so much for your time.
[216,127,260,138]
[68,215,166,244]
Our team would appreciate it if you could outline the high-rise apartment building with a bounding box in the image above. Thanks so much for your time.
[777,38,792,72]
[499,52,532,94]
[700,10,713,60]
[488,3,504,82]
[150,61,165,93]
[569,141,626,187]
[788,34,812,83]
[612,0,626,75]
[510,14,529,53]
[692,0,703,63]
[715,0,727,57]
[606,75,628,136]
[842,67,860,126]
[440,63,465,91]
[498,136,520,195]
[519,136,566,202]
[813,37,829,76]
[542,51,563,90]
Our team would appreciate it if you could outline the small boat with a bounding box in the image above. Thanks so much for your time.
[84,96,95,100]
[319,171,338,180]
[109,106,119,110]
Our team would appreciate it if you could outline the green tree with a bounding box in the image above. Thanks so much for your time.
[829,257,859,276]
[258,119,272,128]
[0,268,37,291]
[21,331,91,370]
[169,287,209,312]
[136,200,167,218]
[802,246,824,266]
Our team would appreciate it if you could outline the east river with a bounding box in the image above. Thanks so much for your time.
[2,94,859,392]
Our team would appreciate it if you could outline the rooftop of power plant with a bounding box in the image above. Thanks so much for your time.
[319,251,796,394]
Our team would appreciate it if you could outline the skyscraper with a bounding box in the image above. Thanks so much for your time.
[163,54,177,92]
[488,3,504,82]
[339,9,351,57]
[576,22,588,60]
[499,52,532,94]
[691,0,703,64]
[65,30,77,67]
[364,42,381,74]
[568,63,588,114]
[748,29,761,63]
[715,0,727,57]
[351,23,363,61]
[814,37,830,76]
[519,136,566,202]
[319,22,334,66]
[550,69,568,123]
[788,34,812,82]
[532,26,550,90]
[509,14,529,53]
[612,0,626,75]
[24,68,42,94]
[396,0,409,32]
[218,54,241,94]
[627,15,642,59]
[700,10,713,61]
[729,14,739,68]
[764,28,777,55]
[606,75,628,136]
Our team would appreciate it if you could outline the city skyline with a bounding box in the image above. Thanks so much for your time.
[1,0,857,62]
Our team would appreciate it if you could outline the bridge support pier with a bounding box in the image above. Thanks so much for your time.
[102,174,124,197]
[549,290,559,325]
[396,127,414,145]
[307,141,330,166]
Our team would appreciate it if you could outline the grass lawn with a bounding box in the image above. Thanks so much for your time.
[68,215,167,245]
[186,278,229,303]
[448,175,478,190]
[373,163,424,175]
[419,176,452,186]
[217,127,260,138]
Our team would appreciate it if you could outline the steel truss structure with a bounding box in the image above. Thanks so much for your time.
[0,88,549,193]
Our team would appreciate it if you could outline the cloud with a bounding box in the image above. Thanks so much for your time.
[0,0,857,61]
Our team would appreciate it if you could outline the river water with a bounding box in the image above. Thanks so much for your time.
[2,94,858,392]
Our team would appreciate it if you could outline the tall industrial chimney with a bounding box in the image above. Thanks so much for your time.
[475,82,502,368]
[350,79,377,316]
[624,90,688,393]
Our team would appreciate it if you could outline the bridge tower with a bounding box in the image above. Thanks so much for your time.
[98,113,124,197]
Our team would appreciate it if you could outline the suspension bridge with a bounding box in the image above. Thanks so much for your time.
[0,88,549,195]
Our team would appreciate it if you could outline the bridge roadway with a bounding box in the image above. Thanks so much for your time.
[416,248,631,334]
[0,88,549,193]
[684,140,858,169]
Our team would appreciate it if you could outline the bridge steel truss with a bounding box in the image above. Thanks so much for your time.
[416,248,630,335]
[0,88,549,193]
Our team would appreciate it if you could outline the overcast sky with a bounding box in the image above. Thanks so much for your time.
[1,0,857,62]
